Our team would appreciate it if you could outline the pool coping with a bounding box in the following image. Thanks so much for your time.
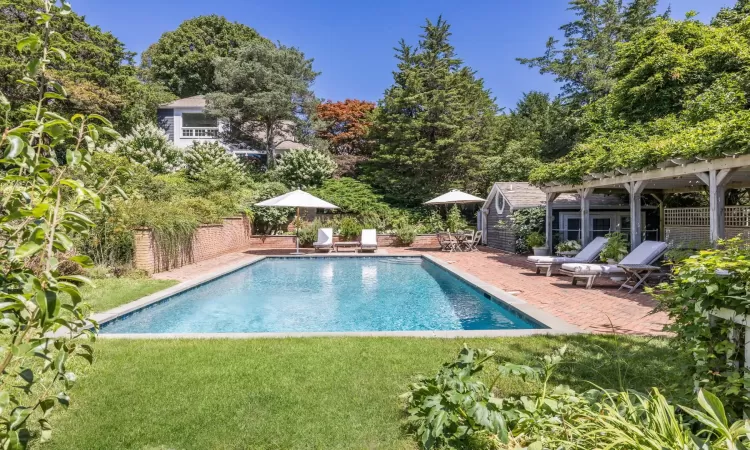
[93,253,584,338]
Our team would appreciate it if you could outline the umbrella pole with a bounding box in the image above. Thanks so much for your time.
[292,207,303,256]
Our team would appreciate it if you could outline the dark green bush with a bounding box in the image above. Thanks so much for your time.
[337,217,362,241]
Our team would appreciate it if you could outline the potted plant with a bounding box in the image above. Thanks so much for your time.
[599,232,628,264]
[555,240,581,256]
[526,232,547,256]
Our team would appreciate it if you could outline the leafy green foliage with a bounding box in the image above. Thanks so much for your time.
[395,225,417,245]
[309,178,391,216]
[106,122,182,174]
[556,240,581,253]
[445,205,469,233]
[271,149,336,189]
[600,231,629,262]
[712,0,750,27]
[337,217,362,241]
[207,40,318,165]
[250,182,294,234]
[141,15,267,97]
[401,346,508,449]
[502,207,545,253]
[0,2,118,445]
[651,238,750,418]
[525,231,545,249]
[1,0,174,131]
[529,15,750,185]
[365,17,497,206]
[184,141,247,190]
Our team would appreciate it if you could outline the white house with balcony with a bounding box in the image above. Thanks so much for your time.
[157,95,309,160]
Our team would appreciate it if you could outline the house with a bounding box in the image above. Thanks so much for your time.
[480,182,660,252]
[157,95,309,161]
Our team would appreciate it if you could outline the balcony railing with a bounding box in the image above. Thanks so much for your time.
[181,127,219,138]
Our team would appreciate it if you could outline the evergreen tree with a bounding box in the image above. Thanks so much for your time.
[365,17,497,206]
[712,0,750,27]
[518,0,661,105]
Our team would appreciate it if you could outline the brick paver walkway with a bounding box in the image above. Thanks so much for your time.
[153,246,670,335]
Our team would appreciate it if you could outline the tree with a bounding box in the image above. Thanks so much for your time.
[316,99,375,155]
[365,17,497,206]
[518,0,661,105]
[271,149,336,190]
[1,0,174,132]
[141,15,267,97]
[0,1,119,445]
[184,141,247,191]
[207,40,318,167]
[712,0,750,27]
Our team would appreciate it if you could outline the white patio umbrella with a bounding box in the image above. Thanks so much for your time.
[424,189,485,205]
[255,190,339,255]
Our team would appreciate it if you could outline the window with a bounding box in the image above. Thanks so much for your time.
[181,113,218,138]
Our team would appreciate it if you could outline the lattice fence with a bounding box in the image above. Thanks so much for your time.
[665,207,750,246]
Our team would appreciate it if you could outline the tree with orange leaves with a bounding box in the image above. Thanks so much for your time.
[316,99,376,156]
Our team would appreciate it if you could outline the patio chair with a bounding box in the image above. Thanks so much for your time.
[559,240,668,289]
[437,232,454,252]
[463,231,482,252]
[527,237,608,277]
[360,229,378,253]
[313,228,334,253]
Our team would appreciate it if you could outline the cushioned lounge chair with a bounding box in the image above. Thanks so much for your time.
[527,236,608,277]
[360,229,378,252]
[559,240,668,289]
[313,228,334,252]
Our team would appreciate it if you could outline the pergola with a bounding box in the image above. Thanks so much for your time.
[538,154,750,253]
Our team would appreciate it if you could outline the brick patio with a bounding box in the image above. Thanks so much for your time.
[153,246,670,336]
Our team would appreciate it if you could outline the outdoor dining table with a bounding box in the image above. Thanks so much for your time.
[453,232,475,251]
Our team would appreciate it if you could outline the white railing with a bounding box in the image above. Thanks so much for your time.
[181,127,219,138]
[707,308,750,370]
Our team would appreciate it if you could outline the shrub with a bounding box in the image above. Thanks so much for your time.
[556,240,581,253]
[395,225,417,246]
[297,219,327,247]
[271,148,337,189]
[309,177,391,215]
[502,207,545,253]
[337,217,362,241]
[599,231,628,262]
[106,122,183,174]
[250,182,294,234]
[525,231,545,248]
[651,238,750,417]
[184,141,247,190]
[445,205,468,233]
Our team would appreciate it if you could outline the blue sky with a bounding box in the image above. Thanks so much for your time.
[73,0,731,110]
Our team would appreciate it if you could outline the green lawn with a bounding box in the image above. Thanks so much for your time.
[45,335,689,450]
[80,277,179,312]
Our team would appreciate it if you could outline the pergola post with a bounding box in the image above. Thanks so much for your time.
[698,169,736,244]
[624,181,645,248]
[545,192,559,254]
[577,188,594,245]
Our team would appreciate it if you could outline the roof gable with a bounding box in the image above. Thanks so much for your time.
[484,182,627,210]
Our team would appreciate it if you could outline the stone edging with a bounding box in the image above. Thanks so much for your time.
[95,254,583,338]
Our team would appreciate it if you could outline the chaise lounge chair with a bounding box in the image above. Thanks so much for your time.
[527,237,609,277]
[559,240,668,289]
[313,228,334,253]
[360,229,378,252]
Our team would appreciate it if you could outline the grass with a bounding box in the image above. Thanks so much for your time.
[79,277,178,312]
[45,335,689,450]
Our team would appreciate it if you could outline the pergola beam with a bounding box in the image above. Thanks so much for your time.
[540,154,750,194]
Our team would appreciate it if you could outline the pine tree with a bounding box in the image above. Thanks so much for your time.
[365,17,497,206]
[518,0,660,105]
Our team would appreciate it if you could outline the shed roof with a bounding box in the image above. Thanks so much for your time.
[487,182,627,210]
[159,95,207,109]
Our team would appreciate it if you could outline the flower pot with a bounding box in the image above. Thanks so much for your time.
[607,259,617,264]
[532,247,548,256]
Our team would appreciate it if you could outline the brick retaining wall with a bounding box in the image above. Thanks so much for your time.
[134,222,440,273]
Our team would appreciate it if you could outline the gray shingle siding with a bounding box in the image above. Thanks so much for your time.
[157,109,174,141]
[486,199,517,252]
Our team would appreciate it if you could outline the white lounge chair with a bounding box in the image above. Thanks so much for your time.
[313,228,334,252]
[528,237,608,277]
[360,229,378,252]
[559,240,668,289]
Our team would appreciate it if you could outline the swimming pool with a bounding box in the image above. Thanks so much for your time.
[100,256,547,334]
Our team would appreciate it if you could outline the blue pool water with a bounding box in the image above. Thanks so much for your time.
[101,257,541,333]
